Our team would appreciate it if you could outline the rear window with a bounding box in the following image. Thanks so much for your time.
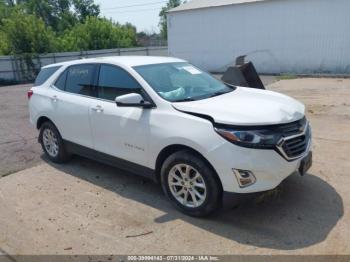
[34,66,61,86]
[54,70,67,90]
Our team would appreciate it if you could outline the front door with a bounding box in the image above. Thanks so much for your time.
[89,64,151,168]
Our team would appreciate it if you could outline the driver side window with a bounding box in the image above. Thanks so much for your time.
[97,64,142,101]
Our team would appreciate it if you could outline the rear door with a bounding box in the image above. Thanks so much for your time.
[89,64,151,167]
[48,64,98,149]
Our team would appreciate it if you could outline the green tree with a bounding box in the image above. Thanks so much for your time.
[159,0,181,40]
[0,0,138,55]
[9,0,99,32]
[25,0,75,32]
[0,0,12,24]
[72,0,99,22]
[58,16,137,51]
[0,2,13,54]
[2,0,15,6]
[1,10,56,54]
[0,31,10,55]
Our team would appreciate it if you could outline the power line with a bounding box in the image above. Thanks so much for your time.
[102,1,167,11]
[103,7,163,15]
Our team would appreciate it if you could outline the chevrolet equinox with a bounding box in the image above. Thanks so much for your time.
[28,56,312,216]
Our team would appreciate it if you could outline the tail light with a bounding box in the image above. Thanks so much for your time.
[27,90,33,100]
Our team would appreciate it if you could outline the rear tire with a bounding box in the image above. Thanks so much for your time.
[160,150,222,217]
[39,121,70,164]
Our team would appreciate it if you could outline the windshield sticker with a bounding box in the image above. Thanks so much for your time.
[182,66,202,75]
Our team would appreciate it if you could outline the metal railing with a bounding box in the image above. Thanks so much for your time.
[0,46,168,83]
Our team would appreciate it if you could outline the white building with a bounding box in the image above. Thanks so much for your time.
[167,0,350,74]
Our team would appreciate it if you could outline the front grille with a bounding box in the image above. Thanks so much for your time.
[281,128,311,159]
[276,117,307,136]
[276,118,311,160]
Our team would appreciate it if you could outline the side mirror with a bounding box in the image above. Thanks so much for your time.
[115,93,153,108]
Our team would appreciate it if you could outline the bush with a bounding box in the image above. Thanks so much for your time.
[1,10,57,55]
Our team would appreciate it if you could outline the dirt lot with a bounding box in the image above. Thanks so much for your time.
[0,78,349,256]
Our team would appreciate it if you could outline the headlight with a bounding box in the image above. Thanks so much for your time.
[215,127,282,149]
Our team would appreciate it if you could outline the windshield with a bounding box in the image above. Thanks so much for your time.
[133,62,235,102]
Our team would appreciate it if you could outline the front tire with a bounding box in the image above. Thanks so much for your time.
[39,121,70,163]
[161,150,222,217]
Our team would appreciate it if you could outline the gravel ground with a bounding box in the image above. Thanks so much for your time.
[0,77,349,256]
[0,84,42,177]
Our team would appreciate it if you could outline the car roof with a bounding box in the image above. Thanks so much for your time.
[42,56,186,69]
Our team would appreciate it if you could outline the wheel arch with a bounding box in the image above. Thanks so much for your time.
[37,116,59,144]
[154,144,223,192]
[36,116,54,130]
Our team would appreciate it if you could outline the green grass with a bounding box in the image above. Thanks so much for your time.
[277,74,298,80]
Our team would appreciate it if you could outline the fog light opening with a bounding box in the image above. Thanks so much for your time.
[233,169,256,188]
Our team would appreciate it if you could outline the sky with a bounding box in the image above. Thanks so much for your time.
[95,0,169,33]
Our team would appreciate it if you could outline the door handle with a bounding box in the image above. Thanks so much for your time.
[51,95,58,102]
[91,105,104,113]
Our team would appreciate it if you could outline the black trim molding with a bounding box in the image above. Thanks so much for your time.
[64,140,156,180]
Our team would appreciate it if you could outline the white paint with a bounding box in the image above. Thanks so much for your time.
[168,0,350,74]
[172,86,305,125]
[42,56,184,69]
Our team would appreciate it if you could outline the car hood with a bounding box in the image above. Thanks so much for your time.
[172,87,305,126]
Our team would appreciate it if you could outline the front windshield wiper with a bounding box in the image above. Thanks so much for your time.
[172,98,196,102]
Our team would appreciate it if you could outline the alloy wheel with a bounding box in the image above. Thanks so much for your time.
[168,164,207,208]
[42,128,59,157]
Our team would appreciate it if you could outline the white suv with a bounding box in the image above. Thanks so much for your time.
[28,56,312,216]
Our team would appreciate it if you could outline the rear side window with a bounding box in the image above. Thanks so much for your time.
[54,70,67,90]
[98,64,142,101]
[34,66,61,86]
[65,64,96,96]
